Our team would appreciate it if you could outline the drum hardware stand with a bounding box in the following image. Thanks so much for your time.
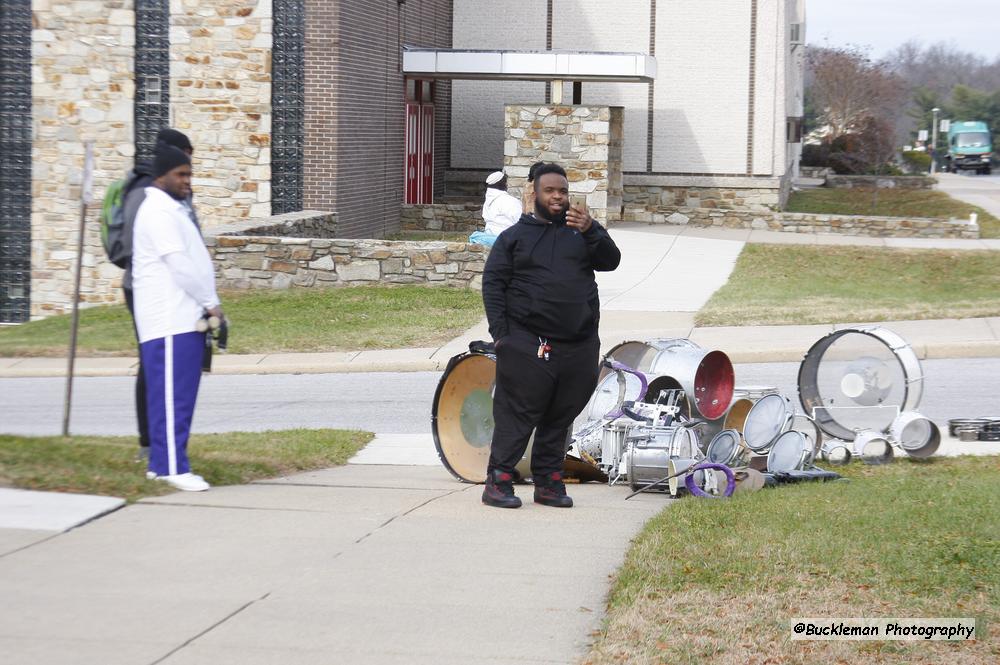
[623,462,699,500]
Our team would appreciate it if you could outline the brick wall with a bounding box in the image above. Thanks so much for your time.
[304,0,452,239]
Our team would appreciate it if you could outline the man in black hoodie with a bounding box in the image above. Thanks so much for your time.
[121,129,197,461]
[481,163,621,509]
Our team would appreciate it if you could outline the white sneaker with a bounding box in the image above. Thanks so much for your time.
[146,472,210,492]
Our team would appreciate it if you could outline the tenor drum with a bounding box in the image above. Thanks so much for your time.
[723,386,781,435]
[766,430,813,473]
[605,339,735,420]
[853,429,894,465]
[742,394,795,452]
[889,411,940,458]
[706,429,745,466]
[799,326,924,441]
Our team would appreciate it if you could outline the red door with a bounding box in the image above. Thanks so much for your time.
[405,80,435,205]
[405,103,420,204]
[420,104,434,204]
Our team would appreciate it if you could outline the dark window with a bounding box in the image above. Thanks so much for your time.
[135,0,171,164]
[786,117,804,143]
[0,0,32,323]
[271,0,305,214]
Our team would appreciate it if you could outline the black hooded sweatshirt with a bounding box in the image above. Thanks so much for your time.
[482,213,621,343]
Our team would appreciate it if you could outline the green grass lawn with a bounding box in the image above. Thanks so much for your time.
[585,455,1000,665]
[785,187,1000,238]
[696,245,1000,326]
[0,285,485,357]
[0,429,372,503]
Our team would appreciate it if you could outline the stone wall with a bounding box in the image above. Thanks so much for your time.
[826,175,937,190]
[400,203,483,233]
[30,1,136,317]
[214,210,337,238]
[622,206,980,239]
[623,184,781,212]
[503,105,624,224]
[205,216,487,290]
[171,0,273,226]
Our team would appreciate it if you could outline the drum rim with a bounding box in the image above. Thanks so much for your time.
[707,428,742,465]
[431,352,494,484]
[798,326,923,441]
[767,430,810,472]
[743,393,792,451]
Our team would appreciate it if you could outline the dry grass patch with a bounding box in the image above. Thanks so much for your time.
[584,456,1000,664]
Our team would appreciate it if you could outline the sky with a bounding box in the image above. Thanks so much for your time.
[806,0,1000,61]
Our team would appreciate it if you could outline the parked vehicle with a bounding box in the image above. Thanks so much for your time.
[945,121,992,175]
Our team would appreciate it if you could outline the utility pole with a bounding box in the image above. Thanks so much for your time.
[930,107,941,174]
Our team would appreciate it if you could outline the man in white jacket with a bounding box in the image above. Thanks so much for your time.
[131,145,222,492]
[469,170,522,247]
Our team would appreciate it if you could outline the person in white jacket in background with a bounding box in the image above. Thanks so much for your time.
[469,170,522,247]
[131,144,222,492]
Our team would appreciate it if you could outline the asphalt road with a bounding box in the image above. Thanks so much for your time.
[934,171,1000,218]
[2,358,998,438]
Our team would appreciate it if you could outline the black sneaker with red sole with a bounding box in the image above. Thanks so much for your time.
[533,471,573,508]
[482,470,522,509]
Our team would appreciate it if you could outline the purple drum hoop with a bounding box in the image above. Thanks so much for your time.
[685,463,737,498]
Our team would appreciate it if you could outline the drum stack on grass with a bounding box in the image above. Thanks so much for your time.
[431,326,948,500]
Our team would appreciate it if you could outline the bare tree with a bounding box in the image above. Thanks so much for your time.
[807,46,907,140]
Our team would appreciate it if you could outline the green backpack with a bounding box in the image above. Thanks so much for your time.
[99,173,138,269]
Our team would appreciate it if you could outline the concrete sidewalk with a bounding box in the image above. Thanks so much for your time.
[0,464,664,665]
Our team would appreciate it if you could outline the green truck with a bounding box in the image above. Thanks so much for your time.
[945,121,992,175]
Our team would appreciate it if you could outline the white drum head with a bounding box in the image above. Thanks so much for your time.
[744,394,791,451]
[767,430,810,472]
[707,429,742,465]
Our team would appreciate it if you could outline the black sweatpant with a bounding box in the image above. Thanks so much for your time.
[488,327,601,477]
[124,287,150,448]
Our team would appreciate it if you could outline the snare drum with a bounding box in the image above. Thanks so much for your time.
[600,418,638,476]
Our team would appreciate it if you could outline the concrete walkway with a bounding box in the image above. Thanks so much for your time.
[0,464,664,665]
[934,172,1000,219]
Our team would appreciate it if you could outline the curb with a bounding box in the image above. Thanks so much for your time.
[4,341,1000,378]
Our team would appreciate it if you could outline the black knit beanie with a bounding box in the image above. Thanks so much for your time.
[153,145,192,177]
[156,128,193,153]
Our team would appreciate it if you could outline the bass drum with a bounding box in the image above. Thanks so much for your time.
[799,326,923,441]
[431,352,530,483]
[432,351,605,483]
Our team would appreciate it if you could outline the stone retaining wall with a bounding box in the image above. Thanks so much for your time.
[826,175,937,189]
[401,203,483,233]
[205,212,487,290]
[623,185,780,212]
[622,206,979,238]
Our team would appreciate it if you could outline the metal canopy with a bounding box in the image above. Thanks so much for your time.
[402,48,656,83]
